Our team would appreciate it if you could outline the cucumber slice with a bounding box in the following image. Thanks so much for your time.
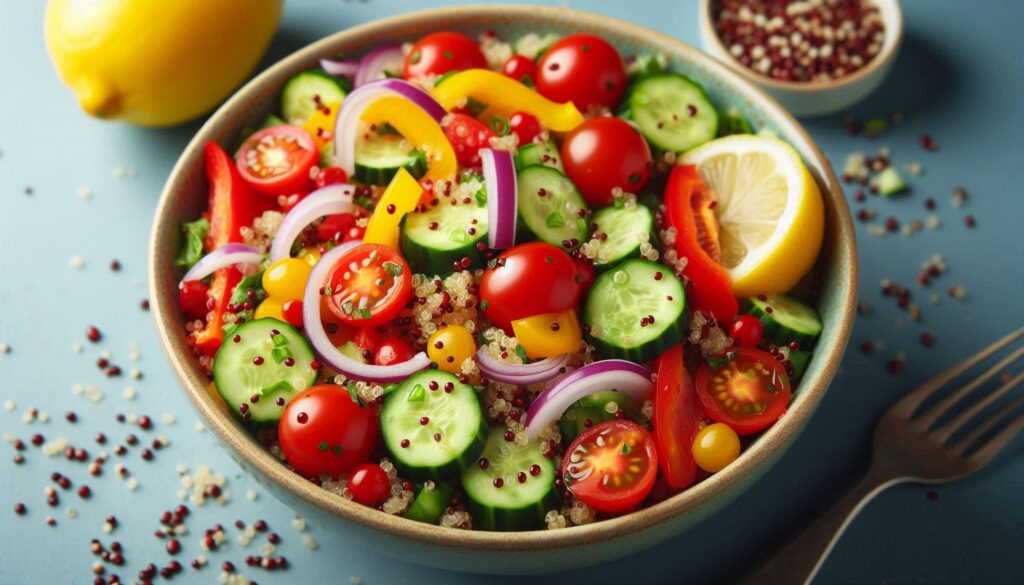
[380,371,488,482]
[400,199,488,275]
[403,481,453,524]
[584,259,688,363]
[281,69,348,125]
[557,406,608,444]
[743,294,822,349]
[627,53,668,81]
[578,390,640,418]
[629,73,718,152]
[513,33,560,60]
[514,141,564,172]
[717,107,754,136]
[516,165,590,250]
[781,347,812,383]
[212,318,319,423]
[461,427,560,531]
[587,204,655,270]
[354,134,428,186]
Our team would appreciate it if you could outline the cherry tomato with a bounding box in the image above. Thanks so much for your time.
[664,165,738,322]
[282,299,304,327]
[730,315,764,348]
[562,420,658,514]
[502,54,537,86]
[278,385,379,478]
[443,113,497,168]
[374,337,415,366]
[536,34,627,111]
[348,463,390,506]
[325,243,413,327]
[427,325,477,373]
[314,166,349,189]
[346,225,366,242]
[479,242,585,332]
[178,280,210,320]
[652,345,701,489]
[695,347,792,435]
[236,125,318,196]
[572,255,597,294]
[403,32,487,79]
[509,111,542,146]
[692,423,741,473]
[263,258,313,301]
[561,117,652,206]
[317,213,360,244]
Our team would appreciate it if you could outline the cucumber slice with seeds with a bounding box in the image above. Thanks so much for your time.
[403,481,453,524]
[355,134,428,186]
[514,141,564,172]
[584,259,688,362]
[281,69,348,125]
[630,73,718,152]
[743,294,822,349]
[516,165,590,250]
[587,203,655,270]
[400,199,488,275]
[213,318,318,423]
[461,427,560,531]
[380,371,487,482]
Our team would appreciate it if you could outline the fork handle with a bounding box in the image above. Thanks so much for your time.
[743,470,905,585]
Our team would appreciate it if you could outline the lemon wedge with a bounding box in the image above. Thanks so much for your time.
[679,135,824,298]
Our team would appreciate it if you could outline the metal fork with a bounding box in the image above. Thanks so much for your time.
[746,325,1024,585]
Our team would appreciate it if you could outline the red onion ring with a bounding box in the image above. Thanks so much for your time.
[354,45,405,87]
[481,148,517,249]
[524,360,653,439]
[320,58,360,78]
[301,240,432,382]
[180,243,261,285]
[474,349,571,386]
[269,184,357,263]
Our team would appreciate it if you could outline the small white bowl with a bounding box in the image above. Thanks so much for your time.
[699,0,903,117]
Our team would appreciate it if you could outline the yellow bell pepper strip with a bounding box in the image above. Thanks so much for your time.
[360,96,457,181]
[511,309,583,359]
[303,101,340,151]
[362,168,423,250]
[431,69,585,133]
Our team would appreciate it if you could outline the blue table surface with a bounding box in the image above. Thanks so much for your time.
[3,1,1023,583]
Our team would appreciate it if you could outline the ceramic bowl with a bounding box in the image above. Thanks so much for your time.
[698,0,904,117]
[149,4,857,575]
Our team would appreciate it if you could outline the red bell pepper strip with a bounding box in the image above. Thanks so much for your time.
[663,165,738,322]
[652,344,702,489]
[191,142,256,355]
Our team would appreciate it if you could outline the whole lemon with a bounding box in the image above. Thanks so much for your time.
[45,0,283,127]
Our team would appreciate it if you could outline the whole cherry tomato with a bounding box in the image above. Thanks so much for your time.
[536,34,627,111]
[443,113,497,168]
[314,166,349,189]
[479,242,585,332]
[348,463,390,506]
[403,32,487,79]
[561,117,652,206]
[374,337,415,366]
[502,54,537,86]
[278,385,379,477]
[729,315,764,348]
[509,111,542,146]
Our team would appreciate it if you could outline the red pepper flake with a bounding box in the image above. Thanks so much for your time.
[66,411,78,423]
[885,217,899,232]
[924,198,936,210]
[920,333,935,347]
[86,326,102,342]
[964,215,976,228]
[138,415,152,430]
[78,485,92,498]
[886,358,903,374]
[31,434,44,446]
[110,260,122,271]
[140,299,150,311]
[14,503,27,515]
[919,134,938,151]
[105,365,121,377]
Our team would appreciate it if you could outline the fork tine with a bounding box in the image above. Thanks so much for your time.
[963,404,1024,466]
[932,370,1024,442]
[952,393,1024,456]
[912,345,1024,429]
[889,326,1024,418]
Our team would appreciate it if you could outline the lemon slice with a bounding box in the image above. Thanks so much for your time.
[679,135,824,298]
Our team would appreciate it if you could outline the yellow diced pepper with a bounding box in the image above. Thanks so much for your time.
[360,96,456,181]
[362,168,423,250]
[511,309,582,359]
[303,101,340,151]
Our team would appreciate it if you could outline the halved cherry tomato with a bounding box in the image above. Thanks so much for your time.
[536,34,627,111]
[664,165,738,322]
[236,125,318,196]
[695,347,791,435]
[178,280,210,320]
[502,55,537,87]
[403,32,487,79]
[652,345,702,489]
[562,420,658,514]
[374,337,415,367]
[509,111,542,146]
[443,113,496,168]
[348,463,390,505]
[324,243,412,327]
[278,385,379,478]
[479,242,585,332]
[561,117,652,206]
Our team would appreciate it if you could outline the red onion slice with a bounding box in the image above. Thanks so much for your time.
[474,349,570,385]
[320,58,360,78]
[269,184,357,263]
[333,79,447,174]
[481,148,518,249]
[354,45,405,87]
[524,360,653,439]
[180,243,261,285]
[301,240,431,382]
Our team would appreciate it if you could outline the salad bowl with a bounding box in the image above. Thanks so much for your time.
[149,4,857,574]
